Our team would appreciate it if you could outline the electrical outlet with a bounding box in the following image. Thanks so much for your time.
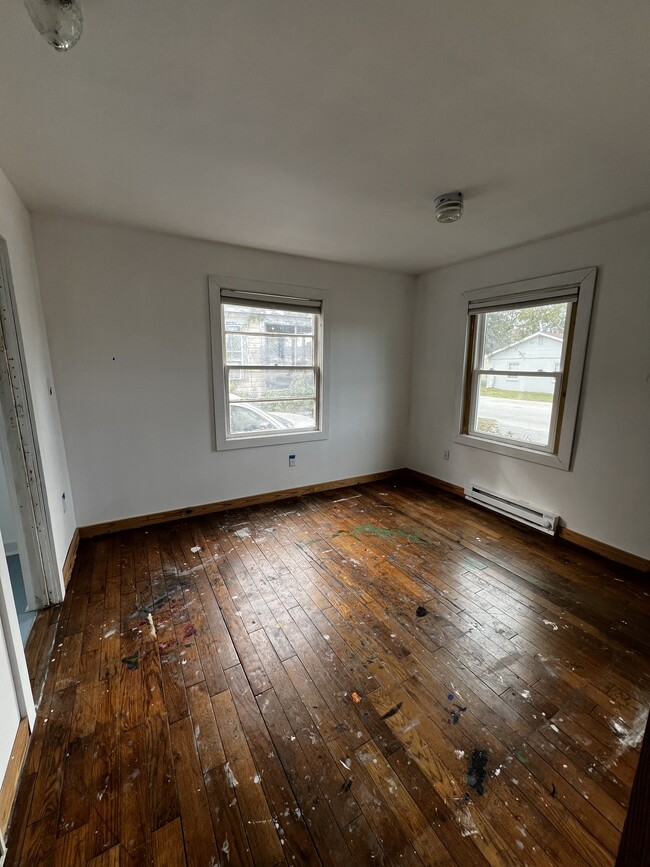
[289,454,296,467]
[443,449,450,460]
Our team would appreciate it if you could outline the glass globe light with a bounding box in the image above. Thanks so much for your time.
[24,0,83,52]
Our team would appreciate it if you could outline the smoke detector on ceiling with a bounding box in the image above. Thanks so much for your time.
[434,192,464,224]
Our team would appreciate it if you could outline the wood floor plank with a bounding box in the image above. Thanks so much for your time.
[29,685,76,825]
[53,824,86,866]
[224,665,322,865]
[87,844,120,866]
[6,481,650,866]
[204,765,253,867]
[151,818,186,867]
[256,687,354,867]
[211,689,283,866]
[186,682,226,773]
[169,716,216,867]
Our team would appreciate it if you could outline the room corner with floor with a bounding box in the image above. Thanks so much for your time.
[0,4,649,866]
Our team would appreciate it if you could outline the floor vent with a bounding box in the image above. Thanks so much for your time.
[465,485,559,535]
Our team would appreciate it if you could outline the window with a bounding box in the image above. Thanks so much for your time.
[507,362,519,380]
[456,268,596,469]
[209,276,328,450]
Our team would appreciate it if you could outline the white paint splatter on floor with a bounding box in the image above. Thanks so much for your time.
[225,762,239,788]
[457,806,478,837]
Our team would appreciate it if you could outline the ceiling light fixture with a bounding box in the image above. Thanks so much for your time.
[434,192,464,224]
[24,0,83,52]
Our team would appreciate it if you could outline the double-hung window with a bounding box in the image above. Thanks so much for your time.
[209,276,328,450]
[457,268,596,469]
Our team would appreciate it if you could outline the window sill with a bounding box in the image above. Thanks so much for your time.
[216,428,328,451]
[454,433,570,470]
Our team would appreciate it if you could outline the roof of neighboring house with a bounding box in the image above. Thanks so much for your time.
[488,331,563,358]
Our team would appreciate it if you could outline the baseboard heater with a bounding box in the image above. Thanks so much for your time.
[464,485,559,535]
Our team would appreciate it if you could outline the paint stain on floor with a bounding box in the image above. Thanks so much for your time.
[333,525,429,544]
[121,652,139,671]
[467,749,488,796]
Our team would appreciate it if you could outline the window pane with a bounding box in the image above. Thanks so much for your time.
[228,368,316,401]
[474,376,557,447]
[229,400,316,435]
[224,333,314,366]
[481,302,568,365]
[224,303,315,335]
[229,403,278,434]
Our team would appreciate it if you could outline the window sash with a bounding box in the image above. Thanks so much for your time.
[465,302,573,453]
[221,300,322,439]
[468,369,562,451]
[223,330,314,339]
[477,368,559,377]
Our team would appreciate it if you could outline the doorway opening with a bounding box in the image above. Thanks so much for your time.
[0,237,60,655]
[0,458,34,645]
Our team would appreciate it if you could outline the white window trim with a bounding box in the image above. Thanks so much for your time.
[209,275,330,451]
[455,267,597,470]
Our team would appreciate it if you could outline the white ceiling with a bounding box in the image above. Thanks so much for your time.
[0,1,649,274]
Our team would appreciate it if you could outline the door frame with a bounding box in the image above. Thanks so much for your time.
[0,237,60,609]
[0,538,35,726]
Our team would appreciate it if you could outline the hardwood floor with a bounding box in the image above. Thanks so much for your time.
[6,479,650,866]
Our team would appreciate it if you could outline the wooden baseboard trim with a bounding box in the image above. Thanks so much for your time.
[79,470,402,538]
[0,718,30,834]
[555,527,649,573]
[62,528,80,588]
[75,466,648,571]
[405,468,465,498]
[404,468,649,573]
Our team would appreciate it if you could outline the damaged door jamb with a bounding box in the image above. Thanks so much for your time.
[0,237,59,607]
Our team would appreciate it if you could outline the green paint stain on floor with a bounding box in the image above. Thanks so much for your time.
[335,525,429,544]
[297,525,429,548]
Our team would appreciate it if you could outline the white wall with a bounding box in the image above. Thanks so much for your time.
[0,169,77,584]
[409,210,650,559]
[32,216,415,528]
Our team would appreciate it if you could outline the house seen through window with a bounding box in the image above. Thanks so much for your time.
[473,302,568,449]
